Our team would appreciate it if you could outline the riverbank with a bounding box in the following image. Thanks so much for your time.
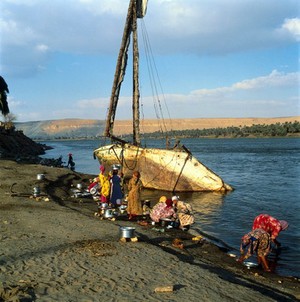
[0,160,299,301]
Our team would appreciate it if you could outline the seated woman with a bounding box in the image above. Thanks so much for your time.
[238,228,272,272]
[171,196,195,231]
[150,199,176,223]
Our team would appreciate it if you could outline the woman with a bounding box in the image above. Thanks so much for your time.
[172,196,195,230]
[252,214,289,247]
[98,165,110,204]
[110,168,123,208]
[127,171,143,220]
[238,228,272,272]
[150,199,176,223]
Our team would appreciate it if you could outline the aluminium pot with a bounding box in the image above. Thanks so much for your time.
[37,174,45,181]
[76,183,83,190]
[119,226,136,238]
[103,208,114,218]
[159,218,173,227]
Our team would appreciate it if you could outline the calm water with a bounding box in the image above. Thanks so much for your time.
[41,137,300,277]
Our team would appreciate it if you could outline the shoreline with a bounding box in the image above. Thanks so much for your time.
[0,159,299,301]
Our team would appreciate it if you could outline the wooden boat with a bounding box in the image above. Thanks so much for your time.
[94,0,233,193]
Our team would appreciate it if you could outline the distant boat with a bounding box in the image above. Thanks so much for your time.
[94,0,233,193]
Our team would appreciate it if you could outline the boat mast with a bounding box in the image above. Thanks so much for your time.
[104,0,147,146]
[104,0,135,140]
[132,0,140,146]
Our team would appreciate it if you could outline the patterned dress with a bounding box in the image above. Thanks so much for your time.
[240,228,271,259]
[176,200,195,227]
[150,202,176,222]
[252,214,282,240]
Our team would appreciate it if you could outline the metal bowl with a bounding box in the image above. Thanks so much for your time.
[103,208,114,218]
[243,261,258,269]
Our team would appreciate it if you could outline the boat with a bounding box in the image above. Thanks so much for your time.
[93,0,233,193]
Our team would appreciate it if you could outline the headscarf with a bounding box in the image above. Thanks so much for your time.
[165,199,173,208]
[172,195,179,201]
[133,171,140,178]
[100,165,105,172]
[159,196,167,203]
[279,220,289,231]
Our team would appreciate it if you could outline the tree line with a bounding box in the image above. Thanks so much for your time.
[139,121,300,139]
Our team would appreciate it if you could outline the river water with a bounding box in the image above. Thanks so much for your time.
[41,137,300,277]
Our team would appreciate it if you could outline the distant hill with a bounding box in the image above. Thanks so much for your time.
[15,116,300,140]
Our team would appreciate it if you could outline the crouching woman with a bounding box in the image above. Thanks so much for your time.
[171,196,195,231]
[238,228,271,272]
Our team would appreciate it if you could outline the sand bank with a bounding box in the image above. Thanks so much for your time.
[0,160,299,301]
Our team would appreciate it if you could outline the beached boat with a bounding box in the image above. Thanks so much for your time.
[93,0,233,192]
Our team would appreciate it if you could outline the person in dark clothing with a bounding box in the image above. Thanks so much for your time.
[0,76,10,116]
[67,153,75,170]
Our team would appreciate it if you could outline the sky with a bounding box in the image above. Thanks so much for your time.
[1,0,299,122]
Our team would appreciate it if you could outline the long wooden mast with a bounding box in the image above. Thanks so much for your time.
[104,0,145,146]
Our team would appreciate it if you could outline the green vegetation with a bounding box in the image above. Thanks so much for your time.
[138,121,300,139]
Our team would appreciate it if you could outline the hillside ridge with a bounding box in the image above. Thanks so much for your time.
[15,116,300,139]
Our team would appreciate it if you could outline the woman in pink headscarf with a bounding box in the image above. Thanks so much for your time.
[150,199,176,223]
[252,214,289,247]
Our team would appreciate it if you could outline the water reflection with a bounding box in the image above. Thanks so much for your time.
[141,190,226,214]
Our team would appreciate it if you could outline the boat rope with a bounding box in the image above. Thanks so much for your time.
[110,144,139,171]
[172,146,192,193]
[140,19,175,137]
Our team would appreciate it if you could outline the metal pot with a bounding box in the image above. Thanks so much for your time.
[119,205,127,214]
[103,208,114,218]
[37,174,45,180]
[33,186,41,197]
[159,218,172,227]
[76,183,83,190]
[119,226,135,238]
[100,203,109,209]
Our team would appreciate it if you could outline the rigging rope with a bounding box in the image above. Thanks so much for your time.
[139,19,176,138]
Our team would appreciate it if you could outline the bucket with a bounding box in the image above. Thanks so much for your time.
[119,226,135,238]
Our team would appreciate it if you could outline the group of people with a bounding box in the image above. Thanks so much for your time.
[89,166,289,273]
[238,214,289,272]
[149,195,195,230]
[89,168,195,231]
[89,164,124,215]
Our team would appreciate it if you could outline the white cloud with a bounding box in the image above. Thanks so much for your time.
[281,18,300,41]
[1,0,299,76]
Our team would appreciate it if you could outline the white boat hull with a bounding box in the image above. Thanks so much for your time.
[94,144,233,192]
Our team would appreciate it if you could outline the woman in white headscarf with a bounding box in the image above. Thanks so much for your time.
[172,196,195,230]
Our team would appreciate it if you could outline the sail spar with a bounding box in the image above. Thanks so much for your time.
[104,0,148,145]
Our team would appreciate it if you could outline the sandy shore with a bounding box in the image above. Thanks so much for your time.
[0,160,299,301]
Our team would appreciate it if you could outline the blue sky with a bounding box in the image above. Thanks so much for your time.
[1,0,299,122]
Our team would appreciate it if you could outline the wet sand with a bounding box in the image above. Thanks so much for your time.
[0,160,299,301]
